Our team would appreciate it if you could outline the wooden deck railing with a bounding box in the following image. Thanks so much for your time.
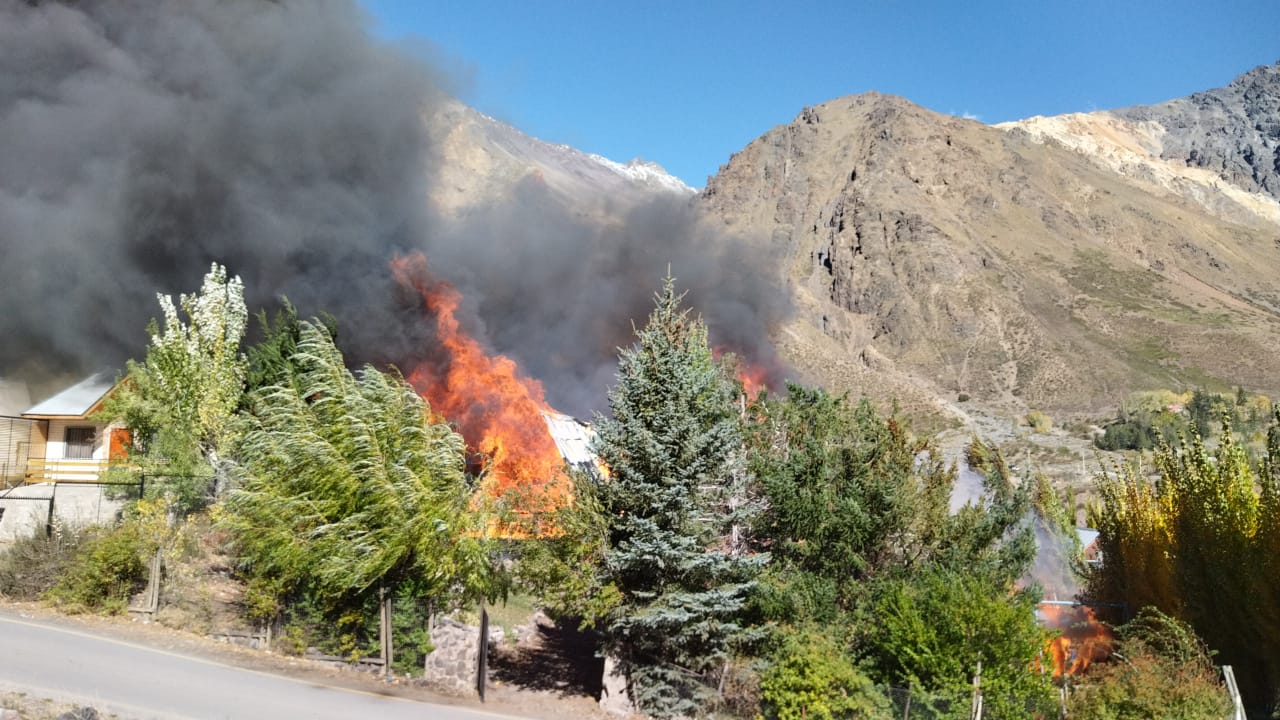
[24,458,113,484]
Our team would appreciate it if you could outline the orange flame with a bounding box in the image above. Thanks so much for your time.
[390,254,569,532]
[714,346,772,397]
[1037,604,1113,679]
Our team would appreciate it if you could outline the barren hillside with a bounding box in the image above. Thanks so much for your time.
[700,80,1280,417]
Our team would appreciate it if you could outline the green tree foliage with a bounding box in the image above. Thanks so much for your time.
[1095,418,1162,452]
[747,385,953,618]
[858,569,1055,720]
[759,627,892,720]
[1089,412,1280,715]
[1068,609,1231,720]
[747,387,1045,716]
[1096,388,1274,452]
[1186,389,1231,436]
[242,298,338,395]
[592,276,765,718]
[222,321,498,643]
[44,523,147,615]
[103,263,248,512]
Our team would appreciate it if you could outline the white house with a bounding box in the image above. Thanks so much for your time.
[20,372,128,483]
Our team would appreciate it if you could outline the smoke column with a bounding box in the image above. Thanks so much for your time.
[0,1,789,415]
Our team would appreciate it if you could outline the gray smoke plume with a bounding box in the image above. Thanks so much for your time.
[0,0,790,416]
[424,178,790,415]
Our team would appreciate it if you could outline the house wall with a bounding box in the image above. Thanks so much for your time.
[28,419,122,482]
[44,419,111,460]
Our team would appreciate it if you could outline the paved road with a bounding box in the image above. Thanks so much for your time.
[0,611,515,720]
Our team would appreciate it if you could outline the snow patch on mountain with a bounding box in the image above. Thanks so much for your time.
[586,154,695,195]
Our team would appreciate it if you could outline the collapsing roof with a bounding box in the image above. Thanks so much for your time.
[23,371,118,418]
[541,411,605,480]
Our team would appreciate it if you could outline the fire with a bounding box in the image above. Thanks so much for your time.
[390,254,569,528]
[714,346,773,397]
[736,361,770,397]
[1037,603,1113,679]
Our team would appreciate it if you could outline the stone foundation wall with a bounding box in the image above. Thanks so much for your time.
[423,618,480,695]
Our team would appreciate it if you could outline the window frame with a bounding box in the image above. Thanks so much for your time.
[63,426,97,460]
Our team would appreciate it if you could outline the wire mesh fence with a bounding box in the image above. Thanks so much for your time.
[883,685,967,720]
[0,415,36,489]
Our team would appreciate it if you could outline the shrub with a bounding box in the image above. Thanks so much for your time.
[760,628,891,720]
[860,569,1056,720]
[1025,410,1052,434]
[1068,609,1231,720]
[45,524,147,614]
[0,523,89,600]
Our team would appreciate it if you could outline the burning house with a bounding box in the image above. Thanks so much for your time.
[1031,522,1116,679]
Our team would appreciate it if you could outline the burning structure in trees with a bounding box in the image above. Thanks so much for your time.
[1037,601,1117,679]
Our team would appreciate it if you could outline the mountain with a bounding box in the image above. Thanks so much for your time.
[700,64,1280,419]
[429,101,693,219]
[1113,61,1280,202]
[1004,61,1280,228]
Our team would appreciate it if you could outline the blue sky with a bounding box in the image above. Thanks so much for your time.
[361,1,1280,187]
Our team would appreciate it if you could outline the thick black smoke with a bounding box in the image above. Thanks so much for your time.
[0,0,789,416]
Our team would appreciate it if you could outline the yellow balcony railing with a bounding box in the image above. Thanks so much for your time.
[24,458,112,484]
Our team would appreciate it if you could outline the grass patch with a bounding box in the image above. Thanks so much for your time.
[0,524,91,601]
[475,591,539,644]
[1063,250,1164,312]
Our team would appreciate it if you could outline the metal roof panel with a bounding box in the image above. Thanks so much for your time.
[541,411,601,476]
[23,371,118,418]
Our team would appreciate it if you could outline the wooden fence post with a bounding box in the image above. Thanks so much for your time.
[379,585,393,681]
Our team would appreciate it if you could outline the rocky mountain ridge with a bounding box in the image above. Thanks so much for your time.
[425,61,1280,427]
[1113,61,1280,201]
[700,69,1280,419]
[1002,61,1280,229]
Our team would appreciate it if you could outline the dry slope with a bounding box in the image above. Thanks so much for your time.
[701,89,1280,416]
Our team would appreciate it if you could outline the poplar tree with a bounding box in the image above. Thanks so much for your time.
[1090,412,1280,715]
[594,275,764,718]
[104,263,248,512]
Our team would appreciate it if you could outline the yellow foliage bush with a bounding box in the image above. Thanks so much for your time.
[1025,410,1052,434]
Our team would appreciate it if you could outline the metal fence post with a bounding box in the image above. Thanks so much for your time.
[477,607,489,701]
[1223,665,1246,720]
[44,483,57,537]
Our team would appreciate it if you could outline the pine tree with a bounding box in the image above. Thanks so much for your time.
[593,275,764,718]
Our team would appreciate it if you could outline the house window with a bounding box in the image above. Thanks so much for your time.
[64,426,97,459]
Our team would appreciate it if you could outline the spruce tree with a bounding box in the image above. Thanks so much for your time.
[594,275,763,718]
